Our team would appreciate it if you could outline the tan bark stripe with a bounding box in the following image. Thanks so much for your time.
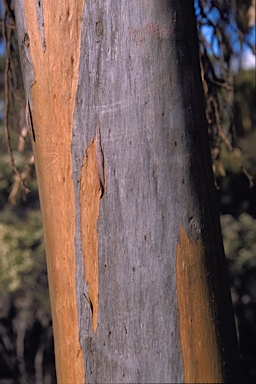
[23,1,85,382]
[80,138,102,333]
[176,227,223,383]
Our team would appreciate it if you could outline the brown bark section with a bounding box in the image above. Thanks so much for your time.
[80,138,102,333]
[176,227,222,383]
[22,1,85,382]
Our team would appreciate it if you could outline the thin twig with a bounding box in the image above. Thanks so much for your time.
[0,20,15,29]
[2,6,30,194]
[211,96,254,188]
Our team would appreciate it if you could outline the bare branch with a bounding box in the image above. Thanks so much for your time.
[2,3,30,195]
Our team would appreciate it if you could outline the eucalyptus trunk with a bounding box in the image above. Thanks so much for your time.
[14,0,241,382]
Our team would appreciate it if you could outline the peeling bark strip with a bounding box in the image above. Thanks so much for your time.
[14,0,85,383]
[80,129,105,333]
[176,227,222,382]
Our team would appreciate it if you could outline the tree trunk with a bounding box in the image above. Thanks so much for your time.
[14,0,241,382]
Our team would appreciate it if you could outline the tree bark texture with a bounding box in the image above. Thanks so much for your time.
[14,0,241,383]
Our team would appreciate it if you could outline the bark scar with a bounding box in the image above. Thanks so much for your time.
[79,124,106,333]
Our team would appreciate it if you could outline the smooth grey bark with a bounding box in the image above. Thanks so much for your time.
[71,0,239,383]
[72,2,182,382]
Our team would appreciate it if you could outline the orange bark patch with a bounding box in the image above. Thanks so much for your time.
[80,139,102,333]
[176,227,222,383]
[22,1,85,383]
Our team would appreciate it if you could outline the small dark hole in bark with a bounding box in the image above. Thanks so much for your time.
[174,141,177,147]
[95,20,103,37]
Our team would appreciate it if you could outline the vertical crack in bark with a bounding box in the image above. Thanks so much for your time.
[176,227,222,382]
[79,129,105,333]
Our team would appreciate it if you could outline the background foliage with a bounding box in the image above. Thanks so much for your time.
[0,0,255,383]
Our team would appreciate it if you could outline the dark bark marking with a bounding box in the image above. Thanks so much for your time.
[95,123,106,198]
[95,20,103,37]
[26,100,36,142]
[83,293,94,315]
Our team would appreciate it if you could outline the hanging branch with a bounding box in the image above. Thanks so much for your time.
[2,3,30,194]
[197,0,255,188]
[211,96,254,188]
